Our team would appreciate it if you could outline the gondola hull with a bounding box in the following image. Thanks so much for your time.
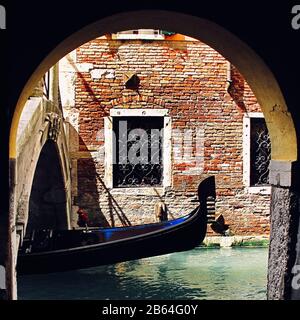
[17,206,207,275]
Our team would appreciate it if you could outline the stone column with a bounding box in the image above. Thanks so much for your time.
[267,160,300,299]
[6,158,18,300]
[291,215,300,299]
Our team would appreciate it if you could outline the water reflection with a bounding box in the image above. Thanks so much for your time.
[18,247,268,300]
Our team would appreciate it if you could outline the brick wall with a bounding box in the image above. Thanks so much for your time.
[61,36,270,235]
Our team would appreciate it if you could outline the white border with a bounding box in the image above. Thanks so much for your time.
[104,109,172,193]
[243,112,271,195]
[110,108,169,117]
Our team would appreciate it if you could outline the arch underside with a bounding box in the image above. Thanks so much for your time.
[5,9,299,301]
[9,10,297,162]
[27,140,68,234]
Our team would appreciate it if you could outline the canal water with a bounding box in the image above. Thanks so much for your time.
[17,247,268,300]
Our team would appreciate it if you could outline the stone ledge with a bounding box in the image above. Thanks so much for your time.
[202,235,269,248]
[109,187,166,196]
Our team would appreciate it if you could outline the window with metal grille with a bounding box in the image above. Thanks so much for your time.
[113,117,164,188]
[250,118,271,186]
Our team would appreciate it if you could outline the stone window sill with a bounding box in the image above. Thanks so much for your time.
[109,187,166,196]
[246,186,271,195]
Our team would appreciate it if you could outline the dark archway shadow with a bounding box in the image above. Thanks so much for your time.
[68,124,131,228]
[27,140,68,234]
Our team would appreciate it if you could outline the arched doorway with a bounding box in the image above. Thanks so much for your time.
[7,10,298,300]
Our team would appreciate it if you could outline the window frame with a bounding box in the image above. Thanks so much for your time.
[104,108,172,194]
[243,112,271,195]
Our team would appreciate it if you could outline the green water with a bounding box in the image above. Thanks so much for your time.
[17,247,268,300]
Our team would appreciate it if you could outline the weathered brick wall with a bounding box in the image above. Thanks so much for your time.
[61,37,270,235]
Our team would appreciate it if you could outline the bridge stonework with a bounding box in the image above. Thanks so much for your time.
[7,76,72,299]
[15,97,71,238]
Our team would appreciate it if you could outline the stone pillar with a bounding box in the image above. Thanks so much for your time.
[267,160,300,299]
[49,64,60,108]
[291,216,300,299]
[6,158,18,300]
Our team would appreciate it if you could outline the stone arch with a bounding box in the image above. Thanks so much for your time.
[14,99,71,242]
[7,10,298,300]
[9,10,297,161]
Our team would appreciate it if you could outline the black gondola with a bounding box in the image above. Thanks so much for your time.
[17,177,215,275]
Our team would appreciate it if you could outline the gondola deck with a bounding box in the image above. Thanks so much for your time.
[17,206,206,274]
[17,177,215,275]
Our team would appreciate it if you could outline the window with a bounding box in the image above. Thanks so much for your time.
[243,113,271,193]
[104,109,171,191]
[113,116,164,187]
[250,118,271,186]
